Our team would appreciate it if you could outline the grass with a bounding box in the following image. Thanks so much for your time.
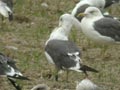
[0,0,120,90]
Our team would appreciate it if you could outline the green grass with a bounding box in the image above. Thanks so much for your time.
[0,0,120,90]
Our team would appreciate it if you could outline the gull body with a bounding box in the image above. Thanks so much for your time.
[79,7,120,44]
[45,14,98,81]
[71,0,119,21]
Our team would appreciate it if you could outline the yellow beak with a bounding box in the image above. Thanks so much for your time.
[77,13,87,17]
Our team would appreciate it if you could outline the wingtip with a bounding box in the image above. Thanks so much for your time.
[8,75,30,80]
[7,77,22,90]
[80,65,99,73]
[18,76,30,80]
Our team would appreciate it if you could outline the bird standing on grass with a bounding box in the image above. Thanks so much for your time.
[78,6,120,44]
[45,14,98,81]
[71,0,119,21]
[0,53,29,90]
[0,0,13,21]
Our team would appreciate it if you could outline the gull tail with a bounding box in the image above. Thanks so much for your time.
[80,64,98,73]
[7,75,30,80]
[7,75,30,90]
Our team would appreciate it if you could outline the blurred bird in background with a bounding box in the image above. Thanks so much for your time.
[0,53,29,90]
[0,0,13,21]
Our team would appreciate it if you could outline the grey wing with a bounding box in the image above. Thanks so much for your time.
[45,40,81,69]
[0,53,18,73]
[94,18,120,41]
[0,53,8,75]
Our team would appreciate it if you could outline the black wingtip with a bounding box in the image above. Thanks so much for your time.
[8,75,30,80]
[16,76,30,80]
[80,65,99,73]
[7,77,22,90]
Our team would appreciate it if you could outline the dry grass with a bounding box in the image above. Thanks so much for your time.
[0,0,120,90]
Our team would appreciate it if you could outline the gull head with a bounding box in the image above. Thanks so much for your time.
[59,13,81,31]
[47,14,81,41]
[77,7,103,18]
[59,14,75,28]
[47,14,74,41]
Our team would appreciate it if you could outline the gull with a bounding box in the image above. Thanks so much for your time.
[71,0,120,21]
[45,14,98,81]
[0,53,29,90]
[78,6,120,44]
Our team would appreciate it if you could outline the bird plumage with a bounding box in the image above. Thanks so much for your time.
[0,0,13,21]
[45,14,98,81]
[71,0,119,22]
[78,7,120,44]
[0,53,29,90]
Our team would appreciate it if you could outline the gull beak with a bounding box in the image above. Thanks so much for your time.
[77,13,87,17]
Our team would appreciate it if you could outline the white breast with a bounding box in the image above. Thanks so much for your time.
[44,52,54,64]
[81,17,115,44]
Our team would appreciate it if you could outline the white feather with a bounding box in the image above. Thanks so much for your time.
[71,0,105,16]
[0,6,9,17]
[76,78,99,90]
[6,65,23,76]
[80,7,115,44]
[68,52,82,72]
[0,1,12,17]
[44,51,55,64]
[46,14,81,44]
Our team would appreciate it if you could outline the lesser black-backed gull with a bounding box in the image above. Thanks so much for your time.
[0,0,13,21]
[76,78,99,90]
[71,0,119,21]
[0,53,29,90]
[45,14,98,81]
[77,6,120,44]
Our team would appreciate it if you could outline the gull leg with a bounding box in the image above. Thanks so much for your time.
[84,71,89,78]
[66,70,69,82]
[54,68,59,81]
